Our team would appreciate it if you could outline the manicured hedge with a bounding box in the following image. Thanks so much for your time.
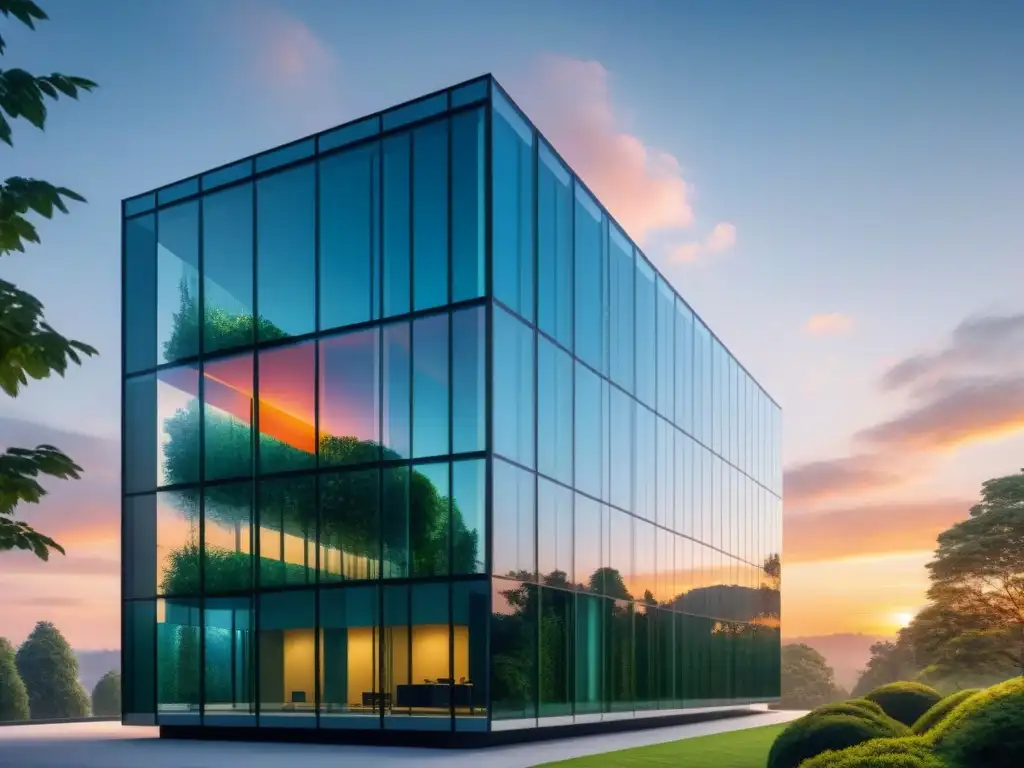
[929,677,1024,768]
[803,702,908,734]
[798,736,943,768]
[864,681,942,726]
[766,712,905,768]
[845,698,885,717]
[911,688,980,735]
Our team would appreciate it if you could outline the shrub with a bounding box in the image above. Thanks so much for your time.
[930,677,1024,768]
[91,670,121,717]
[767,712,905,768]
[911,688,980,735]
[799,736,943,768]
[804,702,909,734]
[865,681,942,726]
[0,637,30,722]
[845,698,886,716]
[14,622,90,719]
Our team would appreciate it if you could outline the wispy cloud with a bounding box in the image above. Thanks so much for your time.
[785,454,906,507]
[670,221,738,264]
[805,312,854,336]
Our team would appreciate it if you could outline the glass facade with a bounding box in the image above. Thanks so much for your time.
[121,76,781,740]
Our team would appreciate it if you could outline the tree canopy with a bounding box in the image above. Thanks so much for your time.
[781,643,846,709]
[14,621,90,719]
[0,635,29,721]
[0,0,98,560]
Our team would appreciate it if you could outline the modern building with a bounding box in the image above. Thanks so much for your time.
[120,75,782,745]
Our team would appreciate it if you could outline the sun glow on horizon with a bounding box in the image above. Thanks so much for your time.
[892,610,916,629]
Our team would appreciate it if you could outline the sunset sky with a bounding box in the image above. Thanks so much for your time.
[3,0,1024,649]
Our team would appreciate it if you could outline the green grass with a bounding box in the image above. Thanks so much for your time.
[536,723,785,767]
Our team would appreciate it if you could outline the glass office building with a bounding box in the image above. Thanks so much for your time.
[121,75,782,743]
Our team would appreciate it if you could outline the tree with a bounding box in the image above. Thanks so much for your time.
[90,670,120,717]
[851,639,918,697]
[0,636,29,721]
[14,621,90,719]
[0,0,98,560]
[781,643,846,709]
[925,470,1024,677]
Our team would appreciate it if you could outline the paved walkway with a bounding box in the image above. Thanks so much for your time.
[0,710,805,768]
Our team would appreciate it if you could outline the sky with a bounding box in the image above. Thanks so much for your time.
[2,0,1024,649]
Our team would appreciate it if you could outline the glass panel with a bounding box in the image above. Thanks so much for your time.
[656,417,674,531]
[451,306,485,454]
[382,92,447,131]
[319,585,381,724]
[258,590,316,726]
[574,592,604,715]
[412,119,448,311]
[203,595,255,724]
[452,580,488,721]
[320,468,380,582]
[609,387,633,513]
[319,328,380,465]
[125,213,157,373]
[656,277,675,418]
[157,178,198,206]
[450,78,488,108]
[382,465,409,579]
[412,313,449,458]
[258,476,317,588]
[491,458,536,580]
[124,599,156,719]
[202,183,254,354]
[125,193,155,217]
[156,490,199,597]
[258,342,316,474]
[382,133,411,317]
[635,405,656,522]
[157,597,201,722]
[157,201,199,363]
[492,91,534,321]
[635,256,656,408]
[203,353,253,482]
[202,482,254,594]
[573,362,602,499]
[537,141,573,349]
[607,510,633,600]
[492,306,535,468]
[573,494,602,594]
[574,186,604,372]
[257,164,316,339]
[124,494,157,599]
[675,299,694,434]
[633,519,654,602]
[201,159,252,191]
[411,462,449,577]
[490,578,537,720]
[255,138,314,173]
[157,365,200,488]
[382,322,411,459]
[609,223,634,392]
[318,115,379,153]
[125,374,156,494]
[608,599,634,711]
[319,144,379,330]
[452,458,485,575]
[537,337,573,485]
[538,586,573,717]
[451,108,485,302]
[537,478,573,586]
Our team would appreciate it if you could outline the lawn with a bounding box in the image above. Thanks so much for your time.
[535,723,783,767]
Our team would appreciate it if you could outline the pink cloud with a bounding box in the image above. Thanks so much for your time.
[514,54,694,244]
[805,313,854,336]
[669,221,738,264]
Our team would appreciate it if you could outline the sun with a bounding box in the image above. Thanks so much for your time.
[892,611,915,629]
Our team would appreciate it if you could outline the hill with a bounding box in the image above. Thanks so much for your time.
[784,633,891,691]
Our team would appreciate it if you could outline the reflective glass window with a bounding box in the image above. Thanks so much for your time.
[451,579,489,723]
[493,306,535,468]
[257,589,316,726]
[125,374,157,494]
[382,465,409,579]
[574,362,602,500]
[607,510,633,600]
[255,138,314,173]
[450,78,488,107]
[412,119,448,311]
[609,223,634,392]
[258,476,316,588]
[124,494,157,601]
[607,599,633,711]
[156,490,198,597]
[319,115,379,153]
[203,353,253,482]
[156,597,200,722]
[492,91,534,321]
[125,213,157,373]
[451,306,485,454]
[609,386,633,513]
[574,592,604,714]
[125,193,155,217]
[319,144,378,330]
[633,519,654,602]
[203,595,254,725]
[319,328,380,466]
[203,183,254,354]
[382,322,411,459]
[656,417,674,530]
[382,92,446,131]
[538,585,573,717]
[158,178,197,206]
[410,462,449,577]
[256,164,315,339]
[123,599,156,720]
[573,494,602,593]
[675,299,694,434]
[656,277,675,418]
[318,585,381,723]
[320,468,380,582]
[538,478,573,585]
[451,108,485,302]
[201,159,251,192]
[157,365,200,488]
[635,255,656,408]
[537,141,573,349]
[492,458,536,580]
[382,133,411,317]
[537,336,573,485]
[452,458,486,575]
[490,578,537,720]
[258,342,316,474]
[635,405,656,523]
[203,482,254,594]
[412,312,449,458]
[157,201,199,363]
[574,186,604,372]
